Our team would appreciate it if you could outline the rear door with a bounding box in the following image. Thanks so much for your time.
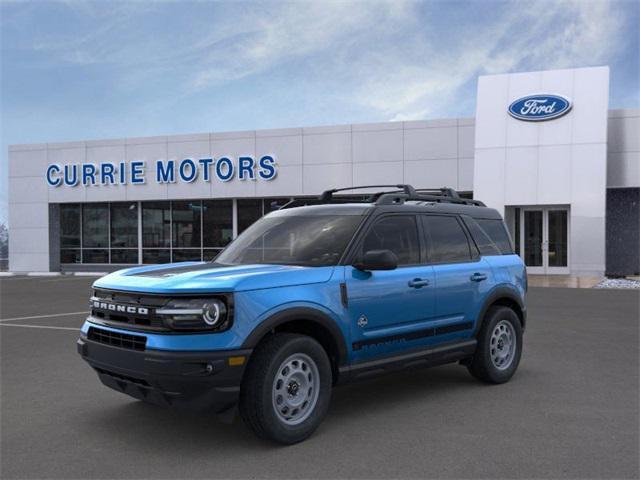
[345,214,436,361]
[421,214,493,339]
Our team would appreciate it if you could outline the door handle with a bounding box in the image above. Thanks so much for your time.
[470,273,487,282]
[408,278,430,288]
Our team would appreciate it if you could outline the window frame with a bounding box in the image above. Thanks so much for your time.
[421,213,480,266]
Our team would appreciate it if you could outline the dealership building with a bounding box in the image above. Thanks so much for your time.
[7,66,640,276]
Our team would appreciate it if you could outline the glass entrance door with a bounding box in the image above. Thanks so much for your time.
[547,209,568,272]
[519,207,569,274]
[523,210,543,270]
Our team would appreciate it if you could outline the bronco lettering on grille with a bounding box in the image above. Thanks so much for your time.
[91,300,149,316]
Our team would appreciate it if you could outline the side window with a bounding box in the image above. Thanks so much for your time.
[476,219,514,254]
[422,215,472,263]
[360,216,420,265]
[462,216,501,256]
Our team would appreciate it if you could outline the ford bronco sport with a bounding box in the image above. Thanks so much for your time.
[78,185,527,444]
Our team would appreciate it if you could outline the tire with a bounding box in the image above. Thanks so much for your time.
[239,333,332,444]
[467,306,523,384]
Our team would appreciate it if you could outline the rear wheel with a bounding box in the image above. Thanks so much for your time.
[468,306,522,384]
[239,333,332,444]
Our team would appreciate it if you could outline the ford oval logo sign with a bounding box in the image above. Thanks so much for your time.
[508,94,572,121]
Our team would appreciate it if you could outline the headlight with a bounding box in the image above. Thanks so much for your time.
[203,302,223,326]
[156,298,229,331]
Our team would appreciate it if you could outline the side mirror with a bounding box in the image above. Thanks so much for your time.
[353,249,398,271]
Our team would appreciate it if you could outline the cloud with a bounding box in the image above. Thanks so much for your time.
[26,2,160,65]
[189,1,415,90]
[2,0,632,121]
[0,0,635,226]
[349,0,627,121]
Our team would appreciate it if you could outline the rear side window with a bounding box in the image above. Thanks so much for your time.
[360,215,420,265]
[476,218,514,254]
[463,217,501,256]
[422,215,472,263]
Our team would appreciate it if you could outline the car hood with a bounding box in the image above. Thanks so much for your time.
[93,262,336,294]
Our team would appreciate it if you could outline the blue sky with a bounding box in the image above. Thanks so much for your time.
[1,0,638,225]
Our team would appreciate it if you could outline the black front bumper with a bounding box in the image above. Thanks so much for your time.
[77,335,251,413]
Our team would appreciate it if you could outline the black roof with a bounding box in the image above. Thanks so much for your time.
[273,185,503,220]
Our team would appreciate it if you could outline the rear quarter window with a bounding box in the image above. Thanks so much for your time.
[466,217,514,255]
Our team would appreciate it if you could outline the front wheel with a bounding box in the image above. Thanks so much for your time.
[467,306,523,384]
[239,333,332,444]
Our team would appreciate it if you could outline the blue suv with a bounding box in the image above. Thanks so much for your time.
[78,185,527,444]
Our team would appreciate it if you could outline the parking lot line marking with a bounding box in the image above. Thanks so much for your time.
[0,277,51,282]
[0,311,88,323]
[0,323,79,331]
[40,277,95,283]
[0,276,92,283]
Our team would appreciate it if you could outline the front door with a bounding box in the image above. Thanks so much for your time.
[345,215,436,362]
[519,207,569,274]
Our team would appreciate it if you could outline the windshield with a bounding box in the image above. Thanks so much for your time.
[215,215,362,266]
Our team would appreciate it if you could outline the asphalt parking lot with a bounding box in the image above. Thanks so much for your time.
[1,276,638,479]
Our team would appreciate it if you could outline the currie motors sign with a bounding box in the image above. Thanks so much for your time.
[508,94,572,121]
[46,155,277,187]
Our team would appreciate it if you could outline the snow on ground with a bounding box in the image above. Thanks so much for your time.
[593,278,640,289]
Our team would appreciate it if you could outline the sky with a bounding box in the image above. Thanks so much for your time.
[1,0,638,226]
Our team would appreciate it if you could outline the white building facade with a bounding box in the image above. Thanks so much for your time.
[7,66,640,276]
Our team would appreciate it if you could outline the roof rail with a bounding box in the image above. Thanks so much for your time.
[373,186,485,206]
[376,192,485,207]
[416,187,460,199]
[319,185,416,203]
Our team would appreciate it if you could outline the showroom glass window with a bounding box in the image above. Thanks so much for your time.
[142,202,170,264]
[263,197,291,213]
[172,201,202,262]
[60,204,81,263]
[111,203,138,264]
[237,199,263,234]
[203,200,233,261]
[58,196,352,266]
[82,204,109,263]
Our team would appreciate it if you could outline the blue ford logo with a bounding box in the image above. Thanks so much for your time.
[508,94,572,121]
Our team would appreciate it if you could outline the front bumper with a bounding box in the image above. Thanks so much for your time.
[77,334,251,413]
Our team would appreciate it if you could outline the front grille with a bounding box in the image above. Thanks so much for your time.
[88,327,147,351]
[90,289,170,331]
[91,310,159,328]
[89,289,234,334]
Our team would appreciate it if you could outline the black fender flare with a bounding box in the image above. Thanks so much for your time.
[241,307,349,366]
[475,286,527,334]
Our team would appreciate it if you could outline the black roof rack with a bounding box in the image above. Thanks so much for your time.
[279,184,485,209]
[330,185,485,207]
[319,184,417,202]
